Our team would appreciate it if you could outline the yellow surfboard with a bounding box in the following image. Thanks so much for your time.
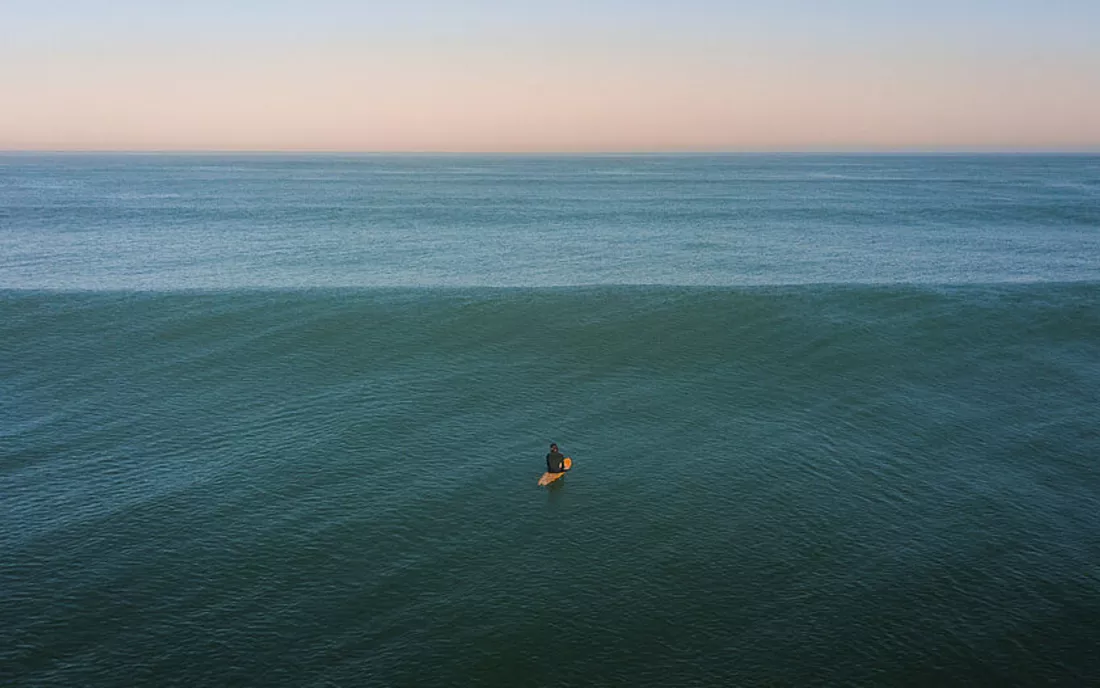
[538,471,566,486]
[538,457,572,486]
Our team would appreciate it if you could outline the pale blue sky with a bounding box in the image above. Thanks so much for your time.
[3,1,1098,150]
[6,1,1098,44]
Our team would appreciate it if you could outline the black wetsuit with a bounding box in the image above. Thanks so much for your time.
[546,450,566,473]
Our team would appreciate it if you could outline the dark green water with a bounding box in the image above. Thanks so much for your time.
[2,155,1100,685]
[3,285,1099,686]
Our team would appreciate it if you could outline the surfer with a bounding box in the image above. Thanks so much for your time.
[546,443,568,473]
[538,442,573,486]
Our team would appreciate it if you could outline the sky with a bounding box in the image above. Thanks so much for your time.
[2,1,1099,152]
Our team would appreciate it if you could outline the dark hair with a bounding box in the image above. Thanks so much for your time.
[550,443,558,449]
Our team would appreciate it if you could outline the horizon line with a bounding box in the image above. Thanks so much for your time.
[3,148,1100,156]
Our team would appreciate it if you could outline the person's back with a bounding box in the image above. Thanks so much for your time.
[546,443,566,473]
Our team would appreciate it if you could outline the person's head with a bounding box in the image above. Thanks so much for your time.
[550,443,558,452]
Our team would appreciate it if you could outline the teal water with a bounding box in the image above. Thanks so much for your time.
[2,154,1098,288]
[2,155,1100,686]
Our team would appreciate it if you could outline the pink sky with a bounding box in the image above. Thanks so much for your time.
[3,3,1099,151]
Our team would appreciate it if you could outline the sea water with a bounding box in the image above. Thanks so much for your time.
[2,154,1099,686]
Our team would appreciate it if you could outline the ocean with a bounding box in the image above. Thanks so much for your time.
[2,154,1099,686]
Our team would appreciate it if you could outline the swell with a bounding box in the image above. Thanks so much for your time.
[3,282,1097,391]
[3,282,1097,416]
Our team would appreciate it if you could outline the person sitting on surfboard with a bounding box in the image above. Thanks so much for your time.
[546,443,568,474]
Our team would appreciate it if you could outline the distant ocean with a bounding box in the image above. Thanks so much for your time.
[2,154,1099,686]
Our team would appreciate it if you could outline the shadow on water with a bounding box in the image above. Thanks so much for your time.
[545,477,567,503]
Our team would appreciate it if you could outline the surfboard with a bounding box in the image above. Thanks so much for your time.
[538,457,572,486]
[538,471,566,486]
